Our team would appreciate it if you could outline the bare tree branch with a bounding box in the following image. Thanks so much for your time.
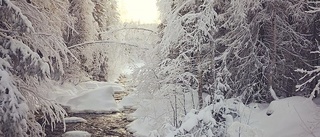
[68,40,149,50]
[99,27,157,34]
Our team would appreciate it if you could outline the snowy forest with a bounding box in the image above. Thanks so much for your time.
[1,0,320,137]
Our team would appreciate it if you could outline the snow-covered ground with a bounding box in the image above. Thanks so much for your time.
[50,81,320,137]
[121,92,320,137]
[229,96,320,137]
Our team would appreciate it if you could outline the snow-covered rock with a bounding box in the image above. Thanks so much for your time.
[62,131,91,137]
[64,117,87,123]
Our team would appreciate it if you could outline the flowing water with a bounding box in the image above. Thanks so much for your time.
[45,92,135,137]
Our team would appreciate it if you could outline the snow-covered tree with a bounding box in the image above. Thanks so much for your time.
[92,0,119,34]
[126,0,223,135]
[66,0,100,82]
[296,1,320,99]
[0,0,74,136]
[0,69,30,137]
[216,0,315,102]
[68,0,98,45]
[158,0,218,109]
[130,0,319,136]
[66,0,120,82]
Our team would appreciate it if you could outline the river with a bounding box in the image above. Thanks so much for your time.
[45,92,135,137]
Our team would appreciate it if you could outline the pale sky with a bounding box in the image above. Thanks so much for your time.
[117,0,160,24]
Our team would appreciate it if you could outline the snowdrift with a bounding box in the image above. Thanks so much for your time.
[241,96,320,137]
[66,86,118,113]
[52,81,125,113]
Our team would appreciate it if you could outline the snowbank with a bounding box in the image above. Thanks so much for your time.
[124,90,320,137]
[229,96,320,137]
[51,81,125,113]
[66,86,118,113]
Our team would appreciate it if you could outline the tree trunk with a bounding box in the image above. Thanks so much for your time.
[197,48,203,109]
[268,11,279,100]
[198,70,203,109]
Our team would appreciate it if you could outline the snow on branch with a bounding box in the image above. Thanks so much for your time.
[2,0,35,32]
[296,66,320,99]
[68,40,149,50]
[1,35,51,78]
[99,27,157,35]
[0,69,30,137]
[306,0,320,13]
[0,28,16,34]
